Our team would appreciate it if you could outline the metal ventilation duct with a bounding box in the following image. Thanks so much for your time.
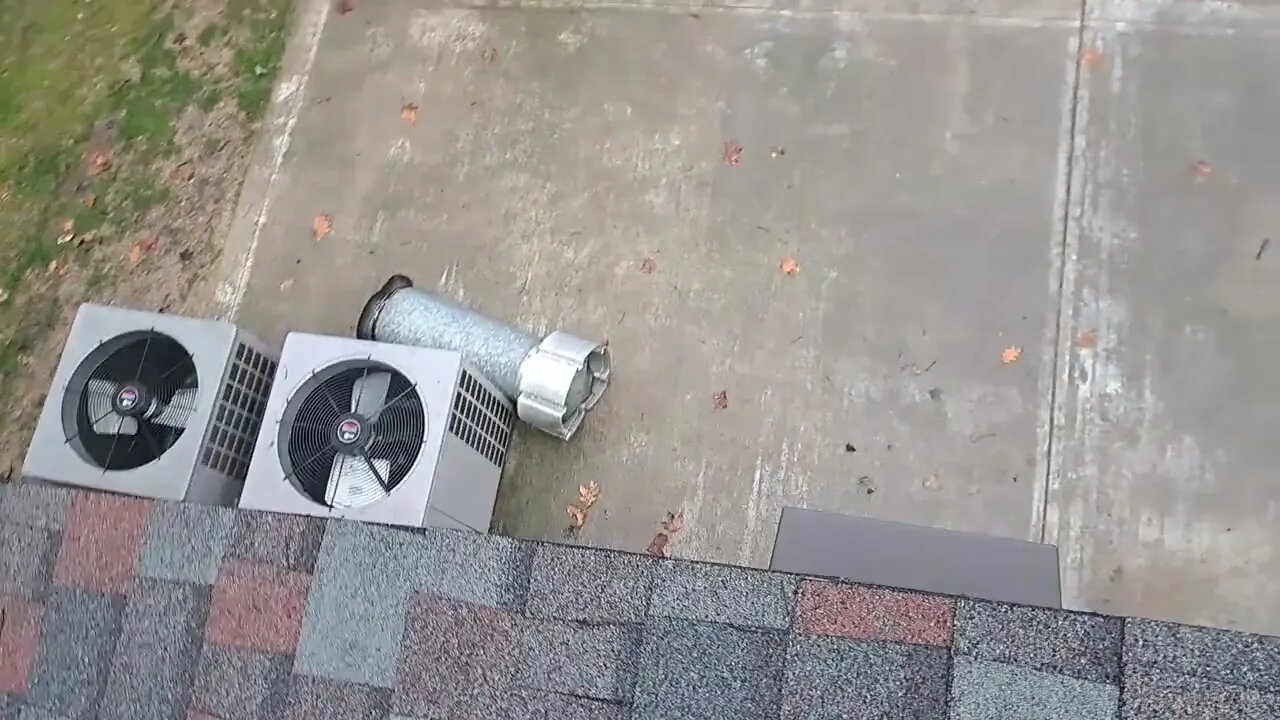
[357,275,611,440]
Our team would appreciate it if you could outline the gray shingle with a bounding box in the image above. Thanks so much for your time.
[1125,618,1280,692]
[227,510,327,573]
[137,502,235,585]
[506,690,629,720]
[393,593,518,720]
[296,519,531,689]
[0,523,58,601]
[190,644,291,720]
[415,525,533,610]
[951,657,1118,720]
[1121,666,1280,720]
[0,483,70,530]
[16,709,71,720]
[518,620,640,702]
[27,588,125,720]
[955,600,1122,683]
[295,520,428,688]
[282,675,391,720]
[97,579,211,720]
[781,634,949,720]
[526,544,653,623]
[633,618,785,720]
[650,559,796,630]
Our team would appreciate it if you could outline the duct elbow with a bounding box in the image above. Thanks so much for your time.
[516,332,611,440]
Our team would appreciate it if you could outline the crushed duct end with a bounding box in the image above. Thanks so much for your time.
[357,275,610,440]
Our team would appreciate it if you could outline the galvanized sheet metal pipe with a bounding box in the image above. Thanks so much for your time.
[357,275,610,440]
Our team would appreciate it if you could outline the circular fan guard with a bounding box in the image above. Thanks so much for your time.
[67,331,199,470]
[280,361,425,509]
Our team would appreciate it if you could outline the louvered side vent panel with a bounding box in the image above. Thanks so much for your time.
[199,342,276,480]
[447,370,513,467]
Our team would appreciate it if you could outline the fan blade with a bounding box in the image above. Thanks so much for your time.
[351,372,392,418]
[152,388,197,428]
[85,379,119,422]
[94,414,138,436]
[325,455,391,508]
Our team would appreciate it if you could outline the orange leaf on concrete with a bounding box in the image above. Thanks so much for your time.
[567,504,586,529]
[722,141,743,166]
[712,389,728,410]
[578,481,601,509]
[646,532,669,557]
[1078,46,1103,67]
[401,102,418,124]
[639,257,657,274]
[1000,346,1022,365]
[1076,330,1097,349]
[312,213,333,241]
[780,256,799,276]
[662,511,685,534]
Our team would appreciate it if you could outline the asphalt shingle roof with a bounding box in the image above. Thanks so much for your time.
[1,484,1278,720]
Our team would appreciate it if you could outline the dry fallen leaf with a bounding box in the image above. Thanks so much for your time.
[1192,160,1212,178]
[712,389,728,410]
[88,150,112,175]
[646,532,670,557]
[57,219,75,245]
[1076,330,1097,349]
[578,481,601,509]
[780,256,799,276]
[722,141,743,166]
[1078,46,1103,67]
[1000,345,1022,364]
[312,213,333,241]
[566,504,586,529]
[279,279,295,293]
[662,511,685,534]
[129,235,159,266]
[336,0,354,13]
[481,47,498,63]
[401,102,418,124]
[639,257,657,274]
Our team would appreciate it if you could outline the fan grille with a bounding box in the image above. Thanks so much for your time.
[279,361,425,508]
[65,330,198,470]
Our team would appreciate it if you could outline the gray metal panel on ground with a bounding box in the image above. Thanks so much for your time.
[1042,10,1280,635]
[231,0,1075,568]
[770,507,1061,608]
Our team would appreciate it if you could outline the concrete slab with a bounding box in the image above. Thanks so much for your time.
[1043,17,1280,634]
[232,0,1076,567]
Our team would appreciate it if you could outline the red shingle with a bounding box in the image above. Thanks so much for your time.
[796,581,953,647]
[0,595,42,692]
[53,492,151,593]
[207,560,311,653]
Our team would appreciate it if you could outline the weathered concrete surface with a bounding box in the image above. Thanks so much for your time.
[222,0,1280,636]
[1043,13,1280,632]
[232,0,1075,566]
